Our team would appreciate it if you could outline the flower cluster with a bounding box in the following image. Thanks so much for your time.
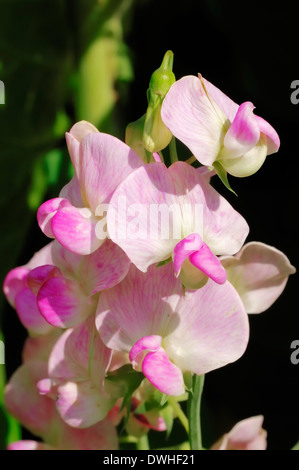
[3,53,295,450]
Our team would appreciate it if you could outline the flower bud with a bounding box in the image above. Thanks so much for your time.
[143,50,176,153]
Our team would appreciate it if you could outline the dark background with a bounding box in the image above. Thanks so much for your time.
[1,0,298,450]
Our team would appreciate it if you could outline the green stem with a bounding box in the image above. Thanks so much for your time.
[187,374,205,450]
[136,433,150,450]
[168,397,189,434]
[169,136,178,164]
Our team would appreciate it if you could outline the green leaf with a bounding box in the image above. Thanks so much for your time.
[160,405,174,439]
[213,161,238,196]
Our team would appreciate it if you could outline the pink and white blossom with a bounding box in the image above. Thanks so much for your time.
[96,263,249,396]
[3,239,130,330]
[107,161,249,288]
[38,316,118,428]
[211,415,267,450]
[161,75,280,177]
[37,121,144,255]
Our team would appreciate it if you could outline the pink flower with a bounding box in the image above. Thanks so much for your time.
[161,75,280,177]
[4,332,118,450]
[37,316,118,428]
[3,239,130,330]
[211,415,267,450]
[37,121,144,255]
[221,242,296,313]
[96,263,249,396]
[107,161,249,289]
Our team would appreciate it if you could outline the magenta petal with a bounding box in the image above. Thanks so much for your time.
[173,233,203,276]
[3,267,30,307]
[37,198,72,238]
[15,288,53,335]
[189,242,227,284]
[142,348,185,396]
[59,176,83,207]
[52,206,102,255]
[129,335,162,368]
[222,102,260,159]
[37,277,95,328]
[27,265,62,295]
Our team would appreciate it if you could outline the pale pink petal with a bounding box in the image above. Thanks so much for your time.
[107,163,181,272]
[96,264,182,353]
[202,77,239,122]
[129,335,162,368]
[78,239,131,295]
[221,102,260,159]
[59,175,84,207]
[228,415,265,444]
[55,380,113,428]
[52,205,102,255]
[37,276,96,328]
[4,361,56,437]
[68,120,99,141]
[66,132,80,176]
[65,121,99,178]
[3,267,30,307]
[15,288,54,335]
[213,415,267,450]
[173,233,203,276]
[163,279,249,375]
[97,263,249,377]
[197,165,216,183]
[48,317,112,387]
[255,115,280,154]
[142,348,185,396]
[189,242,227,284]
[161,75,226,166]
[8,440,55,451]
[37,198,72,238]
[221,242,296,314]
[79,133,144,212]
[169,162,249,255]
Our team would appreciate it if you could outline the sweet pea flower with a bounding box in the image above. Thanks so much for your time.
[221,242,296,314]
[5,330,118,450]
[37,316,119,428]
[107,160,249,289]
[161,75,280,177]
[96,263,249,396]
[3,239,130,330]
[37,121,144,255]
[211,415,267,450]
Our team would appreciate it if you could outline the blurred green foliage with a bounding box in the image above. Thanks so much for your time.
[0,0,136,449]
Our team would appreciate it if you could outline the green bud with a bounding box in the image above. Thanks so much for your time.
[143,100,172,153]
[125,115,155,163]
[143,50,176,153]
[149,50,176,99]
